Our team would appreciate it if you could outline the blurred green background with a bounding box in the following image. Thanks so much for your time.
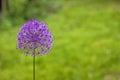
[0,0,120,80]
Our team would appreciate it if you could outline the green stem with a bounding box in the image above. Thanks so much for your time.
[33,55,35,80]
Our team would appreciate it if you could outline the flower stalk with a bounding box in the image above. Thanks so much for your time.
[33,55,35,80]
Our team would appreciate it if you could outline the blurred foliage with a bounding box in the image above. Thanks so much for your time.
[0,0,120,80]
[0,0,63,30]
[8,0,63,19]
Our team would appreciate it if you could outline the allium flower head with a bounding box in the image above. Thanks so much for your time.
[17,19,53,55]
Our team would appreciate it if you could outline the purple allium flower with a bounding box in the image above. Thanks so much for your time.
[17,19,53,55]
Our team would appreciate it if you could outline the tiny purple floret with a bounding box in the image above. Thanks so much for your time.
[17,19,53,56]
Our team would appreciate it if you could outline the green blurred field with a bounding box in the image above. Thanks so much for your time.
[0,0,120,80]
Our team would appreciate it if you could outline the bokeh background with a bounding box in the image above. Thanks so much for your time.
[0,0,120,80]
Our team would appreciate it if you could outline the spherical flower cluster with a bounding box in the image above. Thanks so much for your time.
[17,19,53,55]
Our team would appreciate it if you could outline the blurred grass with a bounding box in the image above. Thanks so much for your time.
[0,0,120,80]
